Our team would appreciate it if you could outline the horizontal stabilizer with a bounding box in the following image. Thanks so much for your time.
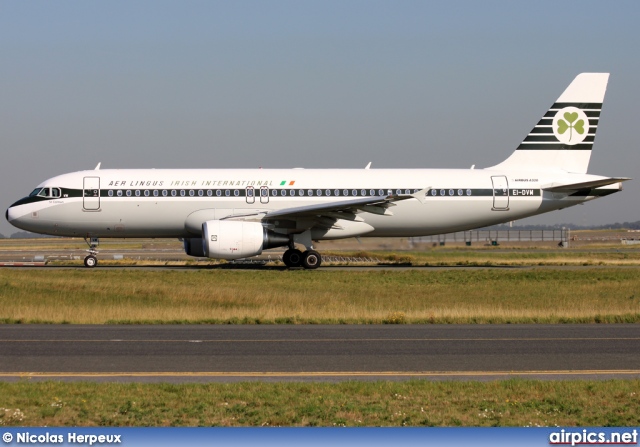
[542,177,630,192]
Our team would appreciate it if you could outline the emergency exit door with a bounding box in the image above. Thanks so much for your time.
[246,186,255,204]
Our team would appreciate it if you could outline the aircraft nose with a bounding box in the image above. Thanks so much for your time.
[6,205,22,224]
[6,198,29,224]
[5,203,33,232]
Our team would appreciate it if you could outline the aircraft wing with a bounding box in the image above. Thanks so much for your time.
[542,177,630,192]
[264,190,423,220]
[222,188,430,222]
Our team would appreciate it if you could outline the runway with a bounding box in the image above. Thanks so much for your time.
[1,325,639,382]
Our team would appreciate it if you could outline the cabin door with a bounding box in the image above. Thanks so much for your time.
[83,177,101,211]
[491,176,509,210]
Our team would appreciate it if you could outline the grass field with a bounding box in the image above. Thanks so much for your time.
[1,240,639,428]
[1,268,639,324]
[0,379,638,427]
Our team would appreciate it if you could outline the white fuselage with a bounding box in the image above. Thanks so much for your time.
[6,167,618,239]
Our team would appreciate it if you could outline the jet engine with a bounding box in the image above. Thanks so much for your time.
[201,220,289,260]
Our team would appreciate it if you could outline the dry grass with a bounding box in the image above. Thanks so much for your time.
[0,269,638,324]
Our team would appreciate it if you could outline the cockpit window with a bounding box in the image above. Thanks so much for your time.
[29,187,62,198]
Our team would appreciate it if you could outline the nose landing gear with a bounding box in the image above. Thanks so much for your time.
[83,237,99,268]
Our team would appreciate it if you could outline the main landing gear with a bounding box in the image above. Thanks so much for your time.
[282,248,322,270]
[83,237,99,268]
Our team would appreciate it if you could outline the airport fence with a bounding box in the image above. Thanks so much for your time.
[409,228,570,247]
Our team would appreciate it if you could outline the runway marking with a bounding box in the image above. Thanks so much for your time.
[1,370,640,378]
[0,337,639,343]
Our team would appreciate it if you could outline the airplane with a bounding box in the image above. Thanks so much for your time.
[6,73,629,269]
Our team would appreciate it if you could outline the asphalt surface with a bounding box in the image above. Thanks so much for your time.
[1,325,639,382]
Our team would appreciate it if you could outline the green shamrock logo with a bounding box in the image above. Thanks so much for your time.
[557,112,585,142]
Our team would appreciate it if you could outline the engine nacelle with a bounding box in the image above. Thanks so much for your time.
[201,220,289,260]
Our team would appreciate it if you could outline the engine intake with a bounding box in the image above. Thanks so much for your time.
[200,220,289,260]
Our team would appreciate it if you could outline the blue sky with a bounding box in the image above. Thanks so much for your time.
[1,0,638,235]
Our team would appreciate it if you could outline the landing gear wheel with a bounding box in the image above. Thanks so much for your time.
[302,250,322,270]
[83,237,99,269]
[84,255,98,268]
[282,249,303,268]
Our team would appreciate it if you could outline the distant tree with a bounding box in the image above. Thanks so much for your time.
[0,233,5,239]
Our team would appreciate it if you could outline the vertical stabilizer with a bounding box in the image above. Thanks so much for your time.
[488,73,609,173]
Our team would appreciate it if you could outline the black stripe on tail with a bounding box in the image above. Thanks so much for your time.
[517,102,602,150]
